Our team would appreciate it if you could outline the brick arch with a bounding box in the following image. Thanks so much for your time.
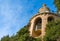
[48,16,54,22]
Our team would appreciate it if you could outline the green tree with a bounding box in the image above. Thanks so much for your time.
[9,35,18,41]
[54,0,60,11]
[1,35,10,41]
[44,19,60,41]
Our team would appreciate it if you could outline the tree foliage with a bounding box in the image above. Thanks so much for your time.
[54,0,60,11]
[1,35,10,41]
[44,19,60,41]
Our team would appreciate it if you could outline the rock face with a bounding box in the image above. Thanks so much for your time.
[29,4,60,39]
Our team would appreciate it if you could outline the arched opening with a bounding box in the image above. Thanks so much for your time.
[33,17,42,36]
[34,17,42,31]
[48,16,54,22]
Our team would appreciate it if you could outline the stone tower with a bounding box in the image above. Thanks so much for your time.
[29,4,59,39]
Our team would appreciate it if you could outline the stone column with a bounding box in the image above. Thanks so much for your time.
[29,20,34,36]
[41,16,47,40]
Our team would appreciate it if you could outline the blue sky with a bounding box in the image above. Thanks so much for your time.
[0,0,56,39]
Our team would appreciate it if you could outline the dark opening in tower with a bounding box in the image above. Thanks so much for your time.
[33,17,42,36]
[34,17,42,31]
[48,16,54,22]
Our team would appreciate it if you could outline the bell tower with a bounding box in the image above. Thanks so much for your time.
[29,4,59,39]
